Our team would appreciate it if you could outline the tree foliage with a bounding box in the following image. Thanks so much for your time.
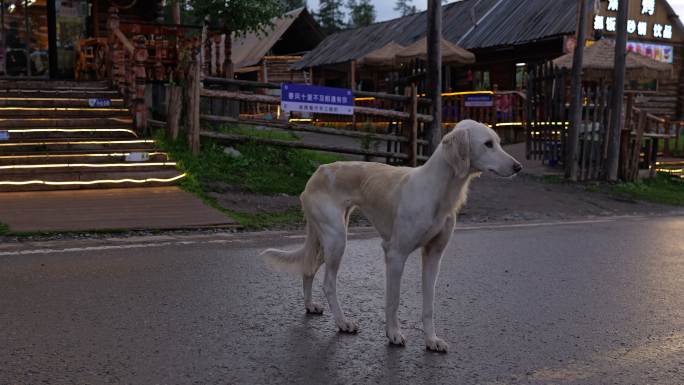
[281,0,306,11]
[347,0,375,28]
[316,0,346,34]
[394,0,417,16]
[188,0,284,35]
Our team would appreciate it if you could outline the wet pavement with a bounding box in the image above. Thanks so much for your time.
[1,215,683,384]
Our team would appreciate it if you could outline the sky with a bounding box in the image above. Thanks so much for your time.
[306,0,684,24]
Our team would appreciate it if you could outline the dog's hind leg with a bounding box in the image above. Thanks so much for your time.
[314,205,358,333]
[421,215,454,353]
[303,272,323,314]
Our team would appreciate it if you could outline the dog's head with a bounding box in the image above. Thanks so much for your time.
[441,119,522,177]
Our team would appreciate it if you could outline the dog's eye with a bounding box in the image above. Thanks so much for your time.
[484,140,493,148]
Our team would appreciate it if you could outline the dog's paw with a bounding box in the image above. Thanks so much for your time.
[305,302,324,315]
[386,330,406,346]
[336,319,359,334]
[425,337,449,353]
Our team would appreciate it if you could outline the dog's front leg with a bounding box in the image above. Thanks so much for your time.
[385,249,410,346]
[421,216,454,353]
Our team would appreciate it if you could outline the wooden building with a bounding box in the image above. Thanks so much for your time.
[293,0,684,119]
[229,7,324,83]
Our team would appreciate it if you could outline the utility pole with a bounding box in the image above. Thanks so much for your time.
[566,0,588,180]
[426,0,442,154]
[606,0,629,181]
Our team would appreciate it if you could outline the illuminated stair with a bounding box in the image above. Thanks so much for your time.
[0,81,185,191]
[655,160,684,179]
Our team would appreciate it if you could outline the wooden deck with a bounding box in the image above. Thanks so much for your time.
[0,187,235,232]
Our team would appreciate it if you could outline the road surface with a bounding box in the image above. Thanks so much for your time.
[1,215,683,384]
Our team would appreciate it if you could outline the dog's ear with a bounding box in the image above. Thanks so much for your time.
[441,128,470,177]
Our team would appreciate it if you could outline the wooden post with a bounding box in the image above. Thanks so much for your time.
[566,0,588,181]
[663,117,671,158]
[167,85,183,140]
[132,35,149,134]
[409,83,418,167]
[187,59,201,155]
[426,0,442,154]
[350,60,357,90]
[171,0,181,24]
[628,110,647,181]
[606,0,629,181]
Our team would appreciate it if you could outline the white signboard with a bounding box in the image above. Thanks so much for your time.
[125,152,149,162]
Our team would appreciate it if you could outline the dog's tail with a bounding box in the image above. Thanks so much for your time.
[260,223,323,276]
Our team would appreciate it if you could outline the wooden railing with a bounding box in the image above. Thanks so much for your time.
[175,74,432,166]
[105,7,202,134]
[621,106,682,181]
[107,6,149,133]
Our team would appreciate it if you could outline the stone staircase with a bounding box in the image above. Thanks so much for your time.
[0,80,184,192]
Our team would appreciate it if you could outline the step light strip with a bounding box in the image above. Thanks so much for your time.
[0,117,133,122]
[0,139,154,146]
[0,98,124,102]
[0,173,187,186]
[0,107,129,112]
[0,152,166,159]
[7,128,137,136]
[0,162,177,170]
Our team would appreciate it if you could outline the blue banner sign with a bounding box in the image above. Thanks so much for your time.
[0,131,8,141]
[88,98,112,108]
[281,83,353,115]
[464,94,494,107]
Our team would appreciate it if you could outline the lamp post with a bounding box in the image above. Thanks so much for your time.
[426,0,442,154]
[606,0,629,181]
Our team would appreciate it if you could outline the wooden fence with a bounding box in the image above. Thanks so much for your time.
[176,74,433,166]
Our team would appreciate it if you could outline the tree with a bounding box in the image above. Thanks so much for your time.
[347,0,375,27]
[394,0,417,16]
[316,0,346,34]
[281,0,306,11]
[188,0,284,78]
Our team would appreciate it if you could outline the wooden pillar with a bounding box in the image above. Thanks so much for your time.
[132,35,149,134]
[566,0,588,180]
[171,0,182,25]
[607,0,629,181]
[350,60,356,90]
[408,83,418,167]
[187,58,201,155]
[426,0,442,154]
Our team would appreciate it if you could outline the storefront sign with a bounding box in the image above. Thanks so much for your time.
[88,98,112,108]
[593,0,672,40]
[626,41,674,63]
[281,83,353,115]
[0,131,8,141]
[464,95,494,107]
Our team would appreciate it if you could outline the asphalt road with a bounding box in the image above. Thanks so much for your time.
[1,215,683,385]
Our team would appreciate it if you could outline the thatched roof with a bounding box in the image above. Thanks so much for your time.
[357,42,405,67]
[553,39,674,81]
[395,37,475,65]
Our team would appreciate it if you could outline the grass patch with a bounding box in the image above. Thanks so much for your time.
[610,174,684,206]
[156,125,344,229]
[537,174,566,184]
[0,222,10,235]
[658,134,684,156]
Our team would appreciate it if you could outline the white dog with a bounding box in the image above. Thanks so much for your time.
[262,119,521,352]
